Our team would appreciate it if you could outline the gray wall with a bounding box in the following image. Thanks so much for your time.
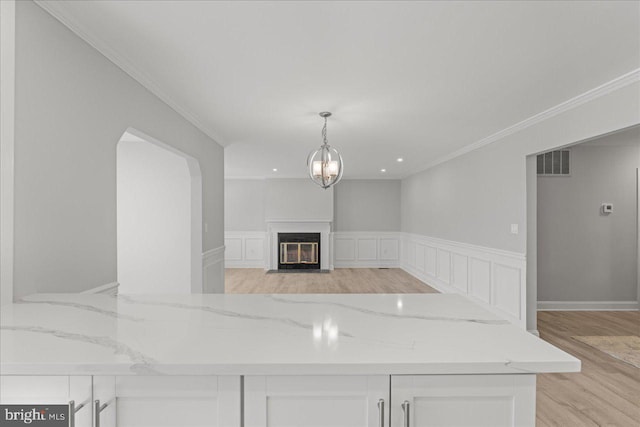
[117,140,192,294]
[265,179,334,221]
[537,127,639,302]
[401,82,640,254]
[224,179,334,228]
[12,1,224,298]
[225,179,266,231]
[334,180,401,231]
[225,179,401,232]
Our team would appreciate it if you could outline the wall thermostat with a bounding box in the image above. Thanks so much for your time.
[601,203,613,214]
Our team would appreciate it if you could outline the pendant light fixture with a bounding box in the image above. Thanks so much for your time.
[307,112,344,189]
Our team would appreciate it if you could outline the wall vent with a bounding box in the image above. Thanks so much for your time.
[537,150,570,176]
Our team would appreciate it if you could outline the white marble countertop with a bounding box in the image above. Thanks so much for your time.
[0,293,580,376]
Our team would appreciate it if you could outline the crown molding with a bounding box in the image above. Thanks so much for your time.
[404,68,640,178]
[34,0,227,147]
[31,1,640,172]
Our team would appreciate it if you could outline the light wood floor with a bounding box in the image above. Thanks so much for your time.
[537,311,640,426]
[225,269,639,425]
[225,268,438,293]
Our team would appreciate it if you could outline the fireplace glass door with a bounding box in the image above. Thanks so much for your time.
[280,242,318,265]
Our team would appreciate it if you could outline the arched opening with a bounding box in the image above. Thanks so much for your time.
[117,128,203,294]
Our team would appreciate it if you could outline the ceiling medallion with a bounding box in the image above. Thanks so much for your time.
[307,112,344,189]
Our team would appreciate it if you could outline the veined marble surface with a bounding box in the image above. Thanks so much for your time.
[0,293,580,376]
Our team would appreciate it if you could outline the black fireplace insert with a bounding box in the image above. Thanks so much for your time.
[277,232,321,270]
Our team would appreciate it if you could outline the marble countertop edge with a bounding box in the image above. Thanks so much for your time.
[0,359,581,377]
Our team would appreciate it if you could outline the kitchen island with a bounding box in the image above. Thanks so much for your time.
[1,293,579,426]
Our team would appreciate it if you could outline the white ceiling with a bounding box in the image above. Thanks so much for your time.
[39,1,639,179]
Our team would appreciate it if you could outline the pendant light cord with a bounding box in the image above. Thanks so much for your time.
[322,116,328,146]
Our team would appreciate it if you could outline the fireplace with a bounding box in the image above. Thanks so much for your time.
[266,221,330,271]
[277,233,321,270]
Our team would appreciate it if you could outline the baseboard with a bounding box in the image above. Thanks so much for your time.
[225,261,266,269]
[537,301,639,311]
[528,329,540,337]
[80,281,119,296]
[333,261,401,268]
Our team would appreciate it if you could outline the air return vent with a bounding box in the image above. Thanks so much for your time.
[537,150,570,176]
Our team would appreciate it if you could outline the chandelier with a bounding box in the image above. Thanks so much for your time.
[307,112,344,189]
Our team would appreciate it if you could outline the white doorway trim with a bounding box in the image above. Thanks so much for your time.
[0,0,16,305]
[118,127,203,293]
[527,124,640,319]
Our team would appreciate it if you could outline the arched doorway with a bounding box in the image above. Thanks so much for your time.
[117,128,203,293]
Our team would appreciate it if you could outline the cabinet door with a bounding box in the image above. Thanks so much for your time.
[0,375,93,426]
[245,375,389,427]
[391,375,535,427]
[92,375,241,427]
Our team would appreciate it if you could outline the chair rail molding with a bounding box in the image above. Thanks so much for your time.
[80,282,120,296]
[401,232,527,328]
[203,246,225,293]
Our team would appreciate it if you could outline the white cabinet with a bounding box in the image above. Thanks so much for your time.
[1,375,240,427]
[1,374,537,427]
[93,376,241,427]
[390,375,536,427]
[0,376,93,426]
[244,375,389,427]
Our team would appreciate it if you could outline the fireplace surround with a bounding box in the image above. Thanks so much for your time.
[277,233,321,270]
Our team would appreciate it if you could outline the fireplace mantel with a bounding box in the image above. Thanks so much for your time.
[265,220,332,271]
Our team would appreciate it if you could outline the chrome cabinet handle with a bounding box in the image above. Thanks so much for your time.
[69,400,87,427]
[377,398,385,427]
[94,400,109,427]
[401,400,410,427]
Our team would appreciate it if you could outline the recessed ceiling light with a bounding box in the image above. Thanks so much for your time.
[397,158,404,162]
[272,168,278,172]
[380,169,386,173]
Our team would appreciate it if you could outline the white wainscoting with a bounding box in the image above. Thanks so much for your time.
[224,231,400,269]
[332,232,401,268]
[221,230,527,326]
[224,232,267,268]
[401,233,527,327]
[202,246,225,293]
